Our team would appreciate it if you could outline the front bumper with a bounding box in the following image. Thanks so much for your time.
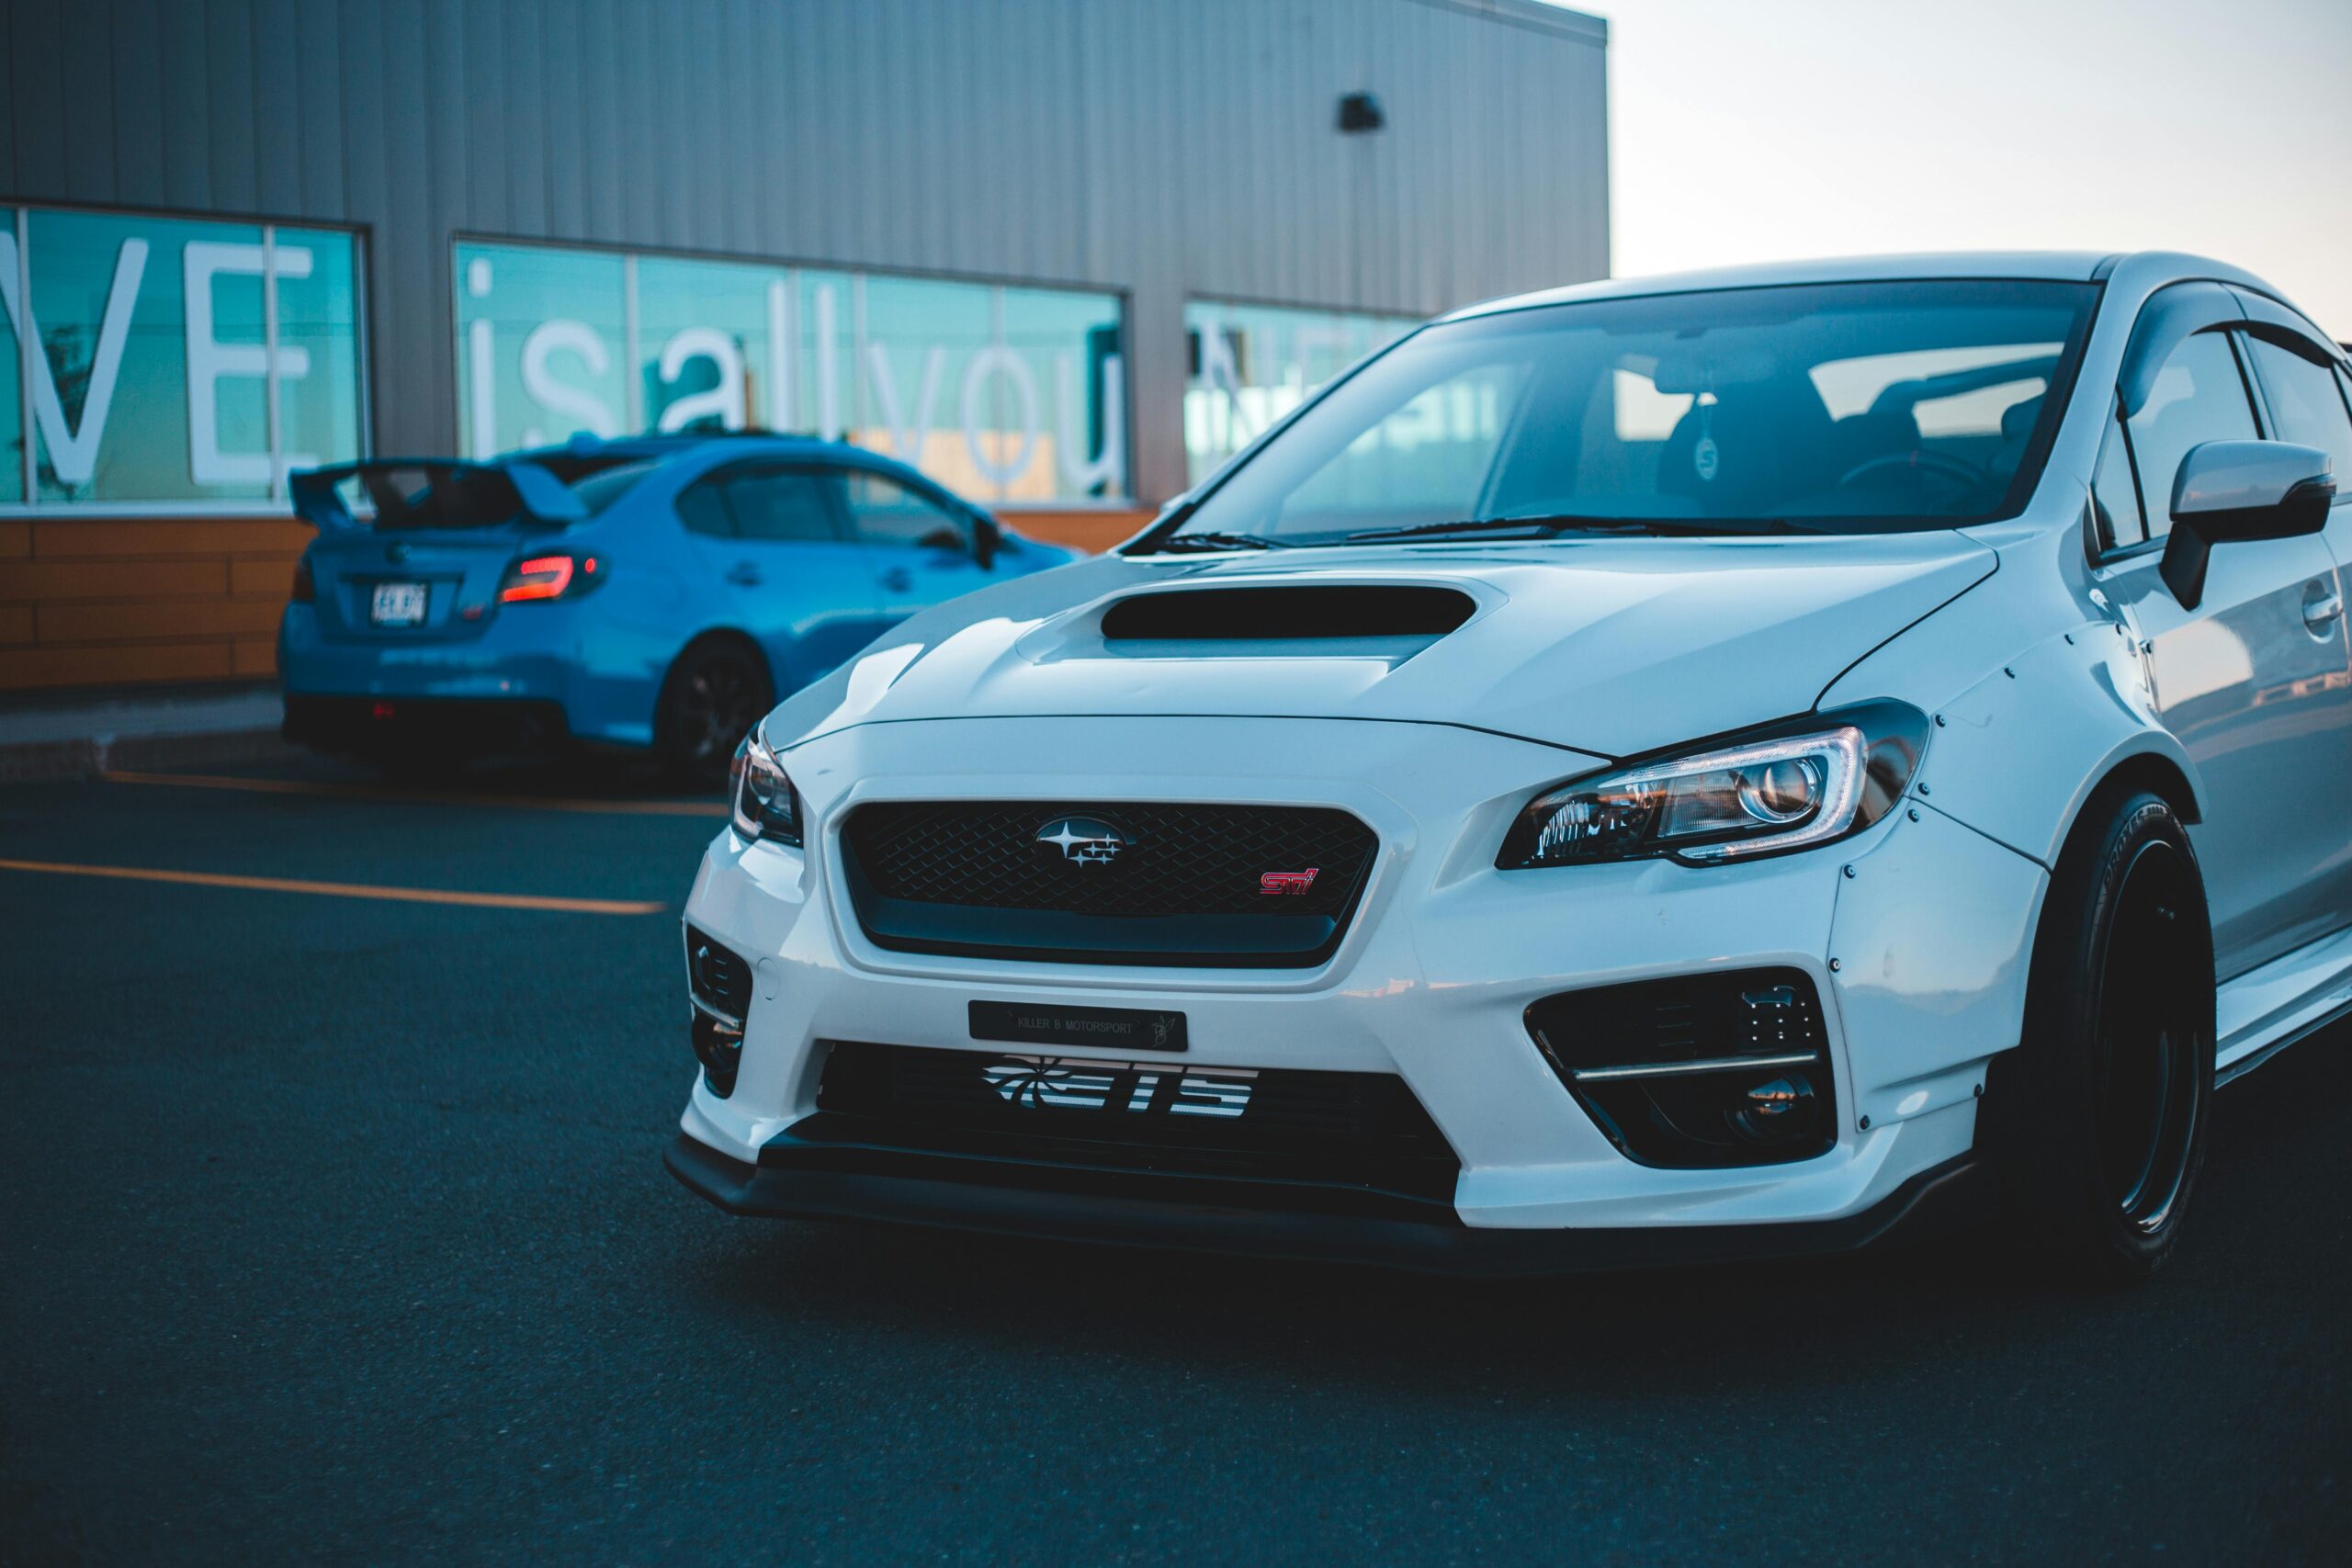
[673,714,2048,1253]
[665,1133,1984,1275]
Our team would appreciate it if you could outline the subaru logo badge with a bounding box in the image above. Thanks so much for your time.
[1035,815,1129,867]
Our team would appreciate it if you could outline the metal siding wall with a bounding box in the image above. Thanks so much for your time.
[9,0,66,200]
[294,2,346,216]
[0,0,1606,502]
[109,0,163,206]
[58,0,112,197]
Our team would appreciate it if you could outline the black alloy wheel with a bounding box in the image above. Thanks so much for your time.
[657,641,774,787]
[1980,787,2213,1282]
[2095,838,2204,1236]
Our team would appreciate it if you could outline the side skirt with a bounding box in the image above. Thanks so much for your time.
[2214,924,2352,1088]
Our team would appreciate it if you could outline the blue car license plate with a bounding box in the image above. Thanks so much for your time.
[370,581,428,626]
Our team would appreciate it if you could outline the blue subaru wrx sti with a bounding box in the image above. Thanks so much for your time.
[278,435,1079,781]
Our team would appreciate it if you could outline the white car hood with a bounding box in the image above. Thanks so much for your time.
[775,533,1996,760]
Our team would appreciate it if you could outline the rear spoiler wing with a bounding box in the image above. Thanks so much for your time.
[288,459,589,531]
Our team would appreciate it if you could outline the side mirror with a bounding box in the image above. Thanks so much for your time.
[2160,440,2334,608]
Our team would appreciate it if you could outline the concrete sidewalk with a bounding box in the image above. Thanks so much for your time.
[0,684,290,782]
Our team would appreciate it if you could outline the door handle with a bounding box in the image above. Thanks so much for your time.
[2303,583,2345,635]
[880,567,913,594]
[726,562,763,587]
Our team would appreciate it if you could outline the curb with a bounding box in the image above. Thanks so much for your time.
[0,727,296,784]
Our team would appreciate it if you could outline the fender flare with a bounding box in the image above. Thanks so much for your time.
[1900,622,2202,871]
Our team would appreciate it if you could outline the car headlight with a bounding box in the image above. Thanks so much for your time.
[1498,703,1928,869]
[728,724,802,847]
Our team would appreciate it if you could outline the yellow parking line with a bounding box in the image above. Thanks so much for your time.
[99,769,727,818]
[0,858,667,916]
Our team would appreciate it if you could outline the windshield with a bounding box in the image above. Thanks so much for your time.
[1155,279,2099,547]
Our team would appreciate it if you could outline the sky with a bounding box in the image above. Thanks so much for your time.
[1577,0,2352,336]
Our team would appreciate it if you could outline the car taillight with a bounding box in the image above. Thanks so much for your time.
[289,556,314,604]
[499,551,605,604]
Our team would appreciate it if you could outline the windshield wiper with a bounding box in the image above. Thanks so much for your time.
[1148,530,1293,554]
[1342,514,1803,543]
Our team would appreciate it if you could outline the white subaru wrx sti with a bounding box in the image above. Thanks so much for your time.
[669,254,2352,1280]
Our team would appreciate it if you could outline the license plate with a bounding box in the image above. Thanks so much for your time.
[370,581,429,626]
[969,1000,1188,1053]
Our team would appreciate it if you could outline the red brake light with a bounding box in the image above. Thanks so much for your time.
[498,550,605,604]
[501,554,576,603]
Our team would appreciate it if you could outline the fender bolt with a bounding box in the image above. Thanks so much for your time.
[1973,1083,1984,1098]
[1906,807,1920,822]
[1842,864,1856,878]
[1934,713,1947,727]
[1917,782,1931,795]
[1827,957,1842,972]
[2003,666,2016,678]
[1858,1115,1871,1131]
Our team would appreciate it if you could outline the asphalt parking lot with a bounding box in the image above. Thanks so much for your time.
[1,752,2346,1565]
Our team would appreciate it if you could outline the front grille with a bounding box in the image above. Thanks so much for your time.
[684,926,752,1023]
[839,801,1378,967]
[803,1042,1460,1201]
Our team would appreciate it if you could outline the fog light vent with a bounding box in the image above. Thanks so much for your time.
[684,927,752,1098]
[684,926,752,1025]
[1524,967,1836,1168]
[693,1010,743,1098]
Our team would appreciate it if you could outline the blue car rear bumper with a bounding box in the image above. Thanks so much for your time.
[277,604,660,751]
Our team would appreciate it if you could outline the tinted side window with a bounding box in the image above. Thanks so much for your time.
[2125,331,2257,539]
[2093,409,2145,550]
[845,471,967,549]
[675,476,735,537]
[2244,337,2352,481]
[726,468,841,543]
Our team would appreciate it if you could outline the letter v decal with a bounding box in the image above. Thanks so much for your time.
[0,231,147,490]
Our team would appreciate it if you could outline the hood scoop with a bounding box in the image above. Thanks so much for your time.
[1099,584,1477,642]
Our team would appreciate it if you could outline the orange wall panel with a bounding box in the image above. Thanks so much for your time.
[1000,508,1151,556]
[32,518,316,558]
[38,598,288,643]
[230,558,300,598]
[0,558,234,602]
[0,515,308,693]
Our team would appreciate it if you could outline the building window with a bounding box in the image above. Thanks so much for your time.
[454,239,1127,504]
[0,204,368,512]
[1183,299,1419,487]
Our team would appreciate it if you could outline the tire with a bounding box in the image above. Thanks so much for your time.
[655,638,774,788]
[1979,787,2213,1283]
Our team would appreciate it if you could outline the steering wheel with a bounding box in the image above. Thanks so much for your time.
[1836,450,1989,492]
